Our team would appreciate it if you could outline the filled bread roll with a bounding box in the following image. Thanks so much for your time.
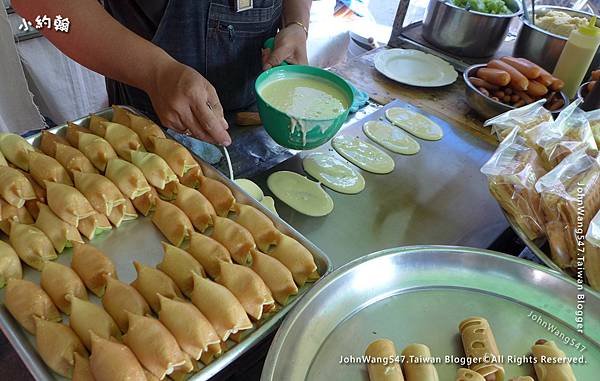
[68,295,121,350]
[179,165,203,189]
[211,216,255,265]
[0,133,35,170]
[4,278,61,334]
[101,276,150,332]
[89,332,146,381]
[105,158,151,199]
[148,136,198,177]
[72,352,94,381]
[123,312,191,379]
[173,183,216,232]
[39,131,69,157]
[131,261,183,312]
[456,368,486,381]
[9,221,57,271]
[0,166,36,208]
[35,203,83,253]
[152,199,194,246]
[71,244,117,297]
[131,150,178,190]
[46,181,96,227]
[77,132,118,172]
[365,339,404,381]
[157,242,205,297]
[459,317,505,381]
[268,234,318,286]
[532,339,576,381]
[155,179,179,200]
[0,240,22,288]
[101,121,144,161]
[73,171,127,216]
[250,249,297,305]
[217,261,274,320]
[132,186,158,216]
[28,151,73,187]
[401,343,439,381]
[77,212,112,240]
[127,113,166,149]
[40,261,87,315]
[157,294,220,360]
[34,317,87,378]
[232,203,282,252]
[190,272,252,341]
[54,143,99,176]
[188,232,232,279]
[197,176,235,217]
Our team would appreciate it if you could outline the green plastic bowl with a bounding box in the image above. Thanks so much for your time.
[255,65,354,150]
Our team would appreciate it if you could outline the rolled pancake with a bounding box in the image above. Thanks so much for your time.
[365,338,404,381]
[0,133,35,170]
[250,249,298,305]
[456,368,486,381]
[173,183,216,232]
[234,178,264,200]
[9,222,57,271]
[73,171,126,216]
[268,234,318,286]
[35,203,84,253]
[385,107,443,141]
[149,136,198,177]
[54,143,98,176]
[123,312,191,379]
[4,278,61,334]
[532,339,576,381]
[77,212,112,240]
[200,342,225,366]
[217,261,275,320]
[72,352,94,381]
[45,181,96,227]
[152,199,194,246]
[302,152,365,194]
[157,295,220,360]
[188,232,232,279]
[71,244,117,297]
[0,199,33,235]
[198,175,236,217]
[232,203,281,252]
[190,272,252,341]
[0,166,36,208]
[179,165,204,189]
[105,158,151,199]
[401,343,439,381]
[102,277,150,332]
[101,121,144,161]
[40,261,87,315]
[34,318,87,378]
[363,120,420,155]
[132,186,158,216]
[39,131,69,157]
[65,122,88,146]
[0,148,6,166]
[332,135,395,174]
[155,179,179,200]
[260,196,279,216]
[131,150,178,190]
[77,132,117,171]
[127,113,166,149]
[267,171,334,217]
[459,317,505,381]
[68,295,121,350]
[88,114,109,135]
[211,216,256,265]
[131,261,183,313]
[0,240,22,288]
[89,333,146,381]
[111,105,130,126]
[157,242,205,297]
[28,151,73,187]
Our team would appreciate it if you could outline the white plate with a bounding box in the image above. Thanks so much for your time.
[374,49,458,87]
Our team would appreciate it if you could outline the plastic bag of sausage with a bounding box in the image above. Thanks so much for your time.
[524,99,597,169]
[484,99,553,142]
[535,148,600,271]
[585,210,600,291]
[481,127,547,241]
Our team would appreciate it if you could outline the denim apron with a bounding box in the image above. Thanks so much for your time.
[107,0,282,120]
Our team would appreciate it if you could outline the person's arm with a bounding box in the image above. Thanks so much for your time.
[12,0,231,145]
[263,0,311,69]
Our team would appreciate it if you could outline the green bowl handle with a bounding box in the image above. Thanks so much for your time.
[263,37,289,66]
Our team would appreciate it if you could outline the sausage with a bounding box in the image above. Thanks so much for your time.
[588,80,597,92]
[550,77,565,91]
[526,80,549,98]
[516,58,554,87]
[511,94,520,103]
[488,59,529,90]
[515,90,534,104]
[503,95,511,103]
[504,88,513,95]
[514,99,526,108]
[478,87,490,97]
[548,98,565,111]
[476,68,510,87]
[592,70,600,81]
[500,56,542,79]
[468,77,499,91]
[537,66,565,91]
[493,90,505,99]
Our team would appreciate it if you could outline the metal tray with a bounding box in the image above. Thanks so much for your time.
[0,107,332,381]
[261,246,600,381]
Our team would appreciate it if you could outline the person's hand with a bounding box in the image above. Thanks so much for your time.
[146,59,231,146]
[262,23,308,70]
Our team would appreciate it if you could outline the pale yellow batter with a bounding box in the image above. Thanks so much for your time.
[331,135,395,174]
[234,179,264,201]
[385,107,443,141]
[267,171,334,217]
[363,120,421,155]
[302,152,365,194]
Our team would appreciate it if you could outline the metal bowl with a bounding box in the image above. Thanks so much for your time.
[422,0,522,58]
[514,6,599,73]
[464,64,569,119]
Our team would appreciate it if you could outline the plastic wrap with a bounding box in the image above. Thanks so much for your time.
[585,210,600,291]
[484,100,553,141]
[481,127,547,240]
[535,148,600,270]
[585,109,600,148]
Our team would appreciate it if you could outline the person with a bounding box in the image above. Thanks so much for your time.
[13,0,312,146]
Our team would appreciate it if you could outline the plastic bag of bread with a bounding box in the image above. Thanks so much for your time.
[585,210,600,291]
[525,99,597,169]
[535,148,600,270]
[585,108,600,147]
[484,99,553,141]
[480,127,547,240]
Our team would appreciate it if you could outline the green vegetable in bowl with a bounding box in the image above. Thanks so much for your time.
[451,0,511,15]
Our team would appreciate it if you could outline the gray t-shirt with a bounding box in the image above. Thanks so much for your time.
[103,0,167,40]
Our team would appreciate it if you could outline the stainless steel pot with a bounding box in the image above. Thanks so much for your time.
[514,6,599,72]
[422,0,522,58]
